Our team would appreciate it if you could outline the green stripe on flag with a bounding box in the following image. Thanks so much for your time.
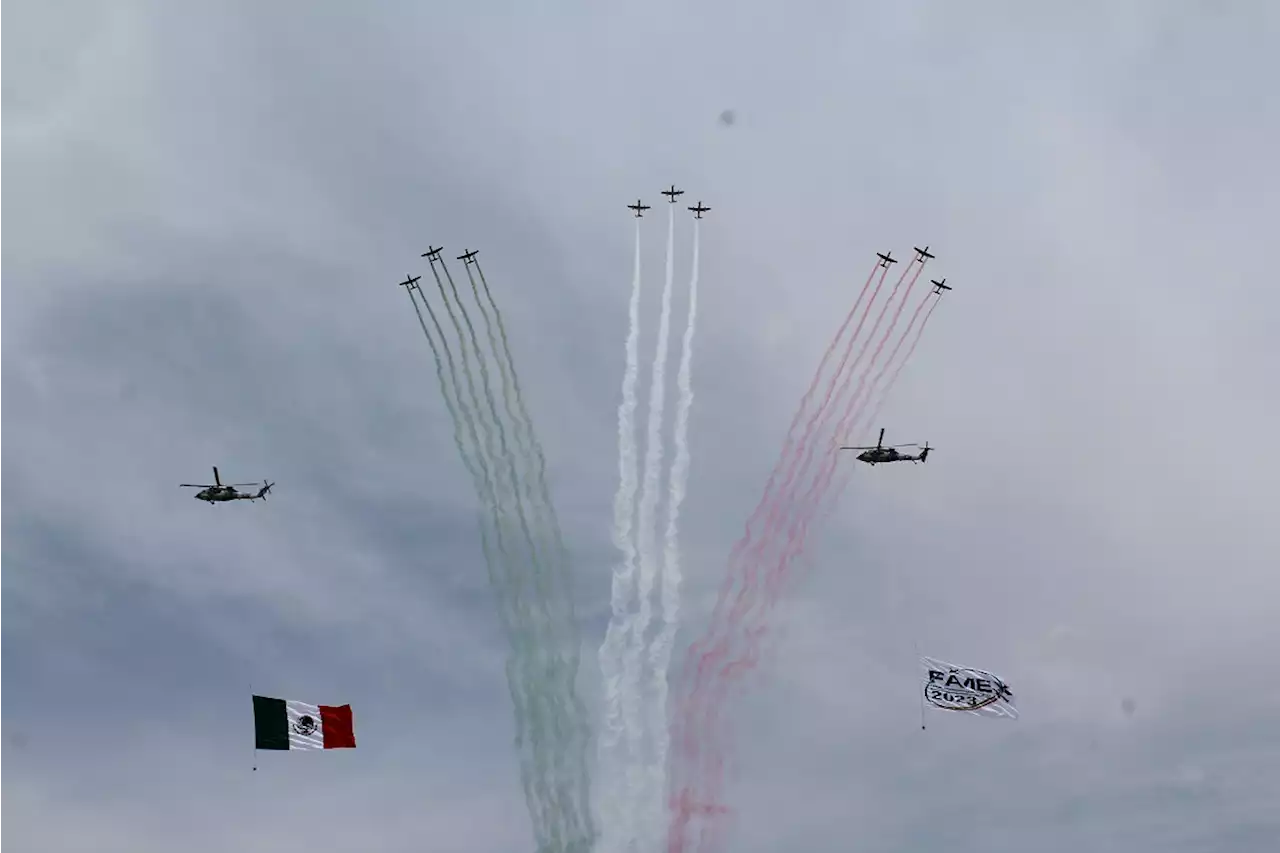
[253,695,289,750]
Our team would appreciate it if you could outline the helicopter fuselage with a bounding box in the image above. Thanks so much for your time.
[195,487,250,502]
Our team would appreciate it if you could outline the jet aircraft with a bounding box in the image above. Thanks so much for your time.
[181,467,275,503]
[688,201,711,219]
[662,185,684,202]
[628,200,651,217]
[839,428,931,465]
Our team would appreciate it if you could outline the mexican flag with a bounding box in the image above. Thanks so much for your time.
[253,695,356,750]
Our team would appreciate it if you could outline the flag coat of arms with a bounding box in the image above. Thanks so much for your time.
[253,695,356,750]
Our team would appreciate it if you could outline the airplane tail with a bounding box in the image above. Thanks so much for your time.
[258,481,274,500]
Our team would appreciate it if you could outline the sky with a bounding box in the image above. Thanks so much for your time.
[5,1,1280,851]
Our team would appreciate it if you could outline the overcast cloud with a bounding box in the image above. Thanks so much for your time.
[5,1,1279,852]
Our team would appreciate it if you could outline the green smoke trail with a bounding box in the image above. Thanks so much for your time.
[401,278,544,832]
[413,257,595,853]
[434,259,576,851]
[469,258,597,850]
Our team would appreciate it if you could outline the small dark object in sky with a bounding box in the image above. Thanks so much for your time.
[1121,697,1137,716]
[718,109,736,126]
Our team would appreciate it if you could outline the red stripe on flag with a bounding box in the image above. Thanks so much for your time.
[319,704,356,749]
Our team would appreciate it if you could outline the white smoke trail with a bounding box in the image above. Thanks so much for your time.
[596,220,645,853]
[622,200,677,847]
[648,216,700,851]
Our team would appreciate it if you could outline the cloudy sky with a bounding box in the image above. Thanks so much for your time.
[5,1,1279,851]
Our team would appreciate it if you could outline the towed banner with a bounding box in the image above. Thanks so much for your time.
[919,656,1018,720]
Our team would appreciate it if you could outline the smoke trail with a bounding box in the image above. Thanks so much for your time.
[464,257,596,852]
[650,215,700,850]
[704,262,925,755]
[769,260,928,594]
[597,221,645,853]
[433,263,568,846]
[410,258,596,853]
[622,200,678,846]
[687,286,940,826]
[669,260,881,781]
[403,278,546,837]
[780,292,943,606]
[721,261,898,652]
[666,261,887,853]
[748,259,915,593]
[472,257,599,853]
[858,294,942,447]
[667,254,945,853]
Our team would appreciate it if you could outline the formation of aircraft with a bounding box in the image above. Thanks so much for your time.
[835,245,954,471]
[839,428,932,466]
[186,225,955,505]
[628,199,651,218]
[180,467,274,503]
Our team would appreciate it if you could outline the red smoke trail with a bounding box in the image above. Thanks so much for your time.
[669,266,880,762]
[810,293,945,550]
[668,262,912,853]
[780,292,945,604]
[667,260,945,853]
[678,262,882,711]
[764,278,933,608]
[738,261,894,578]
[676,265,928,841]
[715,262,892,649]
[666,261,882,853]
[741,258,922,625]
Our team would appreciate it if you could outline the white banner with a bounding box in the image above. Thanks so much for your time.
[920,656,1018,720]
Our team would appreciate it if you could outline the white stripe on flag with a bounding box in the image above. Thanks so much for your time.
[286,700,325,750]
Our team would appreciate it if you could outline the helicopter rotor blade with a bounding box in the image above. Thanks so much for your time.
[179,484,216,488]
[213,466,222,486]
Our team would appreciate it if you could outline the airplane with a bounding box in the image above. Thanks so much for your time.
[839,428,932,465]
[398,274,422,291]
[662,184,685,202]
[180,467,275,503]
[688,201,711,219]
[876,251,898,268]
[930,278,952,295]
[457,249,478,265]
[628,199,651,217]
[421,246,444,262]
[914,245,936,261]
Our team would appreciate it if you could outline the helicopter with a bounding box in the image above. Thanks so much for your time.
[839,428,932,465]
[180,467,275,503]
